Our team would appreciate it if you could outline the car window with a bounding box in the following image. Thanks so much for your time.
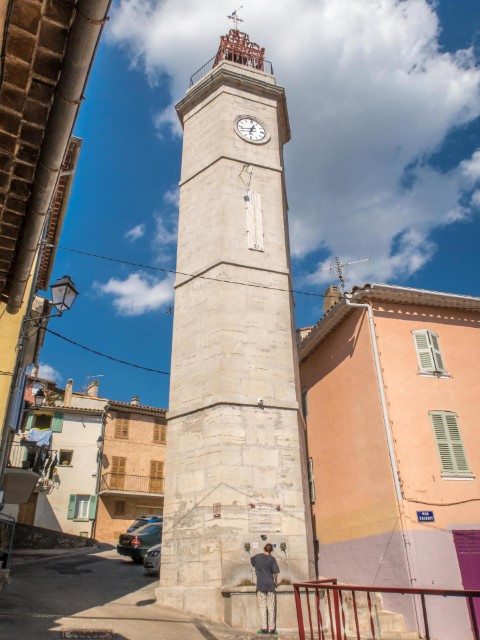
[137,524,161,535]
[131,519,147,529]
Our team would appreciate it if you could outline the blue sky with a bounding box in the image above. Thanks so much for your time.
[38,0,480,408]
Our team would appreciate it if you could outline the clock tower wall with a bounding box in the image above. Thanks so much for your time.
[157,49,314,628]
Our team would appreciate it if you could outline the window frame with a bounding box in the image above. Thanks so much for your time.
[59,450,73,466]
[114,500,126,516]
[75,494,90,520]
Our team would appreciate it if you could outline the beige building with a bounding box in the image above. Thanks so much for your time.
[95,399,167,542]
[299,284,480,640]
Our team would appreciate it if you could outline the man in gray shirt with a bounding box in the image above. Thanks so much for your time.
[250,543,280,634]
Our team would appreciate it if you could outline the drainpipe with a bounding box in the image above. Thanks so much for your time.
[6,0,111,315]
[345,296,422,631]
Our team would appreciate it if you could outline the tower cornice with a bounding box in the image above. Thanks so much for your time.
[176,60,291,144]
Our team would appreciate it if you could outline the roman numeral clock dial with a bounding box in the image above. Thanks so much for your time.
[235,117,268,143]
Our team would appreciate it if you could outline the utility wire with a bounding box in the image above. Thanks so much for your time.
[44,327,170,376]
[53,245,328,299]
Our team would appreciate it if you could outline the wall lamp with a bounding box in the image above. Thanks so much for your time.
[24,275,79,327]
[33,387,46,408]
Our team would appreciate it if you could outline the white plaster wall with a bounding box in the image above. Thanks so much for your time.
[34,414,102,535]
[318,528,474,640]
[410,528,473,640]
[318,531,416,633]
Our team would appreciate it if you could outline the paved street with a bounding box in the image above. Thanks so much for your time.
[0,546,272,640]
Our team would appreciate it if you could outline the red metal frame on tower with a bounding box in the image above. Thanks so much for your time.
[215,29,265,71]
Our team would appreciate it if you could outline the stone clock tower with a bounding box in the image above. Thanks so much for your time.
[156,28,314,624]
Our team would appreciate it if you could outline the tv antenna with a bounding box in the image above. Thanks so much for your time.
[228,6,244,30]
[322,257,370,293]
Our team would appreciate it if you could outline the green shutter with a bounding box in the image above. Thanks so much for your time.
[25,413,34,431]
[52,412,64,432]
[88,495,98,521]
[430,412,471,476]
[67,495,76,520]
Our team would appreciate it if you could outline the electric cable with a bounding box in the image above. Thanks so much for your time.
[52,244,330,299]
[43,327,170,376]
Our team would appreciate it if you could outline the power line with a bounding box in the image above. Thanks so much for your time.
[44,327,170,376]
[53,245,328,299]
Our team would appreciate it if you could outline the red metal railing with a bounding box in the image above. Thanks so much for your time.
[294,581,480,640]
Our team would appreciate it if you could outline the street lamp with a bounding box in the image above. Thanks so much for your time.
[50,275,78,314]
[33,388,45,408]
[96,436,103,450]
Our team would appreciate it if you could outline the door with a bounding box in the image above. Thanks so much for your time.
[453,530,480,626]
[17,492,38,525]
[111,456,126,490]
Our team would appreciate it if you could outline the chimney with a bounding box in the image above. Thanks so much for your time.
[64,379,73,406]
[87,380,99,398]
[323,285,341,314]
[131,396,140,406]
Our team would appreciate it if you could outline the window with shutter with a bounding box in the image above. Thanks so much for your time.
[88,495,98,520]
[114,413,129,439]
[307,457,316,503]
[153,422,166,444]
[52,412,64,432]
[429,411,472,477]
[24,413,34,431]
[301,390,308,420]
[67,494,76,519]
[111,456,126,489]
[412,330,447,374]
[149,460,164,493]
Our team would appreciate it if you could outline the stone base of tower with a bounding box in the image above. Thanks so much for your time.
[155,584,302,631]
[155,586,224,621]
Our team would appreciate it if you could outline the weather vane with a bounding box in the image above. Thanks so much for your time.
[227,6,244,30]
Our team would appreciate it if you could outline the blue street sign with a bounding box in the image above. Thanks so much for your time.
[417,511,435,522]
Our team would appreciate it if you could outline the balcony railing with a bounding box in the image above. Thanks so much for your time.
[7,442,57,477]
[100,473,165,495]
[189,54,273,87]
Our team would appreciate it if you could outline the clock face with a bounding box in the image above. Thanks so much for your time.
[236,117,266,142]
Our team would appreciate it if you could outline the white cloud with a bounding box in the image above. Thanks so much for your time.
[94,272,174,316]
[163,188,180,208]
[154,213,177,246]
[35,363,62,383]
[108,0,480,286]
[124,223,146,241]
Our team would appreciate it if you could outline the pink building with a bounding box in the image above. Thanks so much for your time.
[299,284,480,640]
